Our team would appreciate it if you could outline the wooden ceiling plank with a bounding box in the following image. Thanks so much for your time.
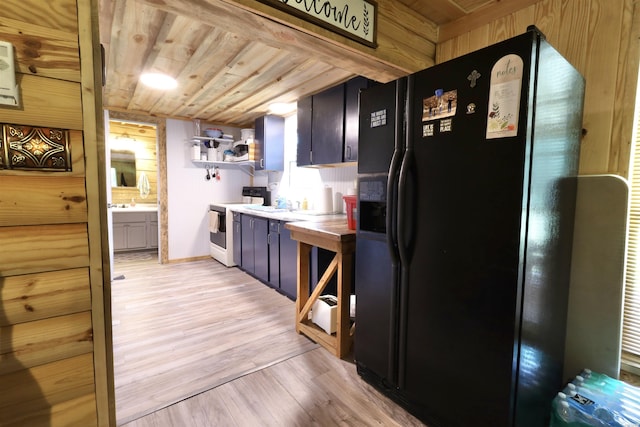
[225,0,437,72]
[99,0,116,48]
[169,40,258,117]
[196,50,306,116]
[128,15,215,113]
[394,0,466,26]
[457,0,497,14]
[156,28,249,117]
[439,0,541,42]
[104,1,168,109]
[138,0,425,81]
[215,67,354,125]
[127,13,180,112]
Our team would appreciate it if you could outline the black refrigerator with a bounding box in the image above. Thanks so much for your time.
[354,27,585,427]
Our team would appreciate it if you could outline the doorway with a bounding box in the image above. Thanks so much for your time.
[107,119,159,267]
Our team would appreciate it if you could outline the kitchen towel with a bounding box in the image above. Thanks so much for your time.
[137,172,150,198]
[209,211,219,233]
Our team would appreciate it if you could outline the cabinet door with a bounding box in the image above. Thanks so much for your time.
[344,77,370,162]
[253,217,269,283]
[241,215,255,273]
[113,223,127,251]
[296,96,312,166]
[255,115,284,171]
[268,220,280,289]
[233,216,242,266]
[279,223,297,300]
[312,84,345,165]
[149,220,158,248]
[126,223,147,249]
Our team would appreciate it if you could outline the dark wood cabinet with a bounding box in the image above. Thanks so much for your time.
[254,115,284,171]
[297,76,372,166]
[279,223,297,300]
[268,220,280,290]
[344,76,369,162]
[241,214,269,283]
[267,220,297,300]
[310,84,345,165]
[296,96,313,166]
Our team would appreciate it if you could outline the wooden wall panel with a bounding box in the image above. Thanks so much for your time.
[0,353,96,427]
[1,311,93,375]
[0,75,83,130]
[0,0,79,33]
[1,268,91,326]
[0,176,88,226]
[0,224,89,276]
[436,0,636,177]
[0,16,81,82]
[0,0,110,425]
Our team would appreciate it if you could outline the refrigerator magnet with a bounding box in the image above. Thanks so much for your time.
[468,70,481,87]
[486,54,523,139]
[422,89,458,122]
[423,123,435,137]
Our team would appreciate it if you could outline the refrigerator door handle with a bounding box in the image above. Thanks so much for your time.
[395,75,415,389]
[397,78,414,266]
[386,152,401,264]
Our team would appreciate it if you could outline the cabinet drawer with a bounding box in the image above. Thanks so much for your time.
[112,212,147,223]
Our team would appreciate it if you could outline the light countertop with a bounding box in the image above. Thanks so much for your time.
[227,204,348,223]
[111,204,158,213]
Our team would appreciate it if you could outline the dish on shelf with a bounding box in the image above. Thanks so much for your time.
[204,128,222,138]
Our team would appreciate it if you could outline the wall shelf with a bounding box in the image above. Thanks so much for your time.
[191,135,236,144]
[191,159,255,176]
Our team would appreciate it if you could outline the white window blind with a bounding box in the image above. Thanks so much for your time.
[622,99,640,366]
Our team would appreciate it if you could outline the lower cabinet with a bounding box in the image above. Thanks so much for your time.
[268,220,297,300]
[241,214,269,283]
[113,211,158,251]
[278,222,298,300]
[236,215,298,300]
[233,212,242,266]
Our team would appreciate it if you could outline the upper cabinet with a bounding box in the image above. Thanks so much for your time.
[254,115,285,171]
[297,76,372,167]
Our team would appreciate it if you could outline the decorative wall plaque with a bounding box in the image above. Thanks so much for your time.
[258,0,377,48]
[1,123,71,171]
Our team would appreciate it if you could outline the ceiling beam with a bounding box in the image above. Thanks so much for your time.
[137,0,437,82]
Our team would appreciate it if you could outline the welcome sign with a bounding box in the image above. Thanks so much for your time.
[258,0,377,47]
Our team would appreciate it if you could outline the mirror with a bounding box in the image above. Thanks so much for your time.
[111,149,137,187]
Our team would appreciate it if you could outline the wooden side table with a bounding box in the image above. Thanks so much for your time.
[285,220,356,358]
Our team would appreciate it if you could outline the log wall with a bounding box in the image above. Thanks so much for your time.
[0,0,112,425]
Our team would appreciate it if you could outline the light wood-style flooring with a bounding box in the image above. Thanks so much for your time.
[112,250,425,427]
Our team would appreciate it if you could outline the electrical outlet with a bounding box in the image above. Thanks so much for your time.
[0,41,20,107]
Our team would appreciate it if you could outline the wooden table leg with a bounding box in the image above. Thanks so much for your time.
[296,241,311,334]
[336,250,353,358]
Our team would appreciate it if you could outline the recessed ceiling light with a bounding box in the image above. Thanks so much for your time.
[268,102,297,115]
[140,72,178,90]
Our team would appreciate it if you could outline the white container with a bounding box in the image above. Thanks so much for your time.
[241,128,255,142]
[317,186,333,213]
[191,144,201,160]
[207,147,217,161]
[312,295,337,334]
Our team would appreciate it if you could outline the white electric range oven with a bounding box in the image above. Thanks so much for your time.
[209,203,243,267]
[209,200,264,267]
